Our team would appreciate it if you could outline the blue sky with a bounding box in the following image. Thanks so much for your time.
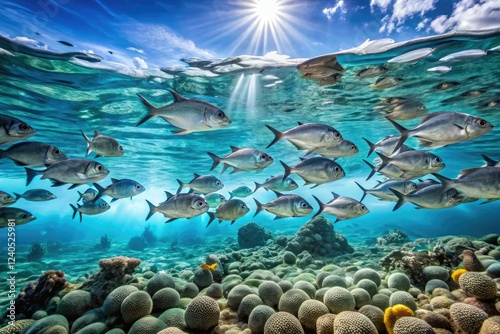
[0,0,498,67]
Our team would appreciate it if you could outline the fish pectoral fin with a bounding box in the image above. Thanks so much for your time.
[229,167,243,175]
[76,173,88,180]
[50,180,66,187]
[68,184,81,190]
[273,215,285,220]
[171,128,192,135]
[111,198,118,203]
[481,198,499,204]
[165,218,178,223]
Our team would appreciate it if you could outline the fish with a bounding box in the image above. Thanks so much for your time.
[93,178,145,203]
[207,146,273,174]
[388,112,493,153]
[57,40,74,47]
[460,89,486,97]
[370,77,402,89]
[355,66,389,79]
[70,198,110,223]
[145,192,208,223]
[363,159,406,181]
[297,56,345,74]
[200,263,217,271]
[301,67,343,79]
[0,114,36,145]
[355,180,416,202]
[25,159,110,189]
[313,193,369,223]
[390,185,463,211]
[0,141,68,167]
[136,90,232,134]
[434,82,460,90]
[0,191,16,207]
[254,175,299,192]
[205,193,227,208]
[363,136,413,157]
[78,188,97,204]
[265,123,343,149]
[483,100,499,108]
[294,139,358,159]
[254,191,312,219]
[387,48,434,63]
[481,154,500,167]
[382,100,428,121]
[427,66,451,74]
[0,207,36,228]
[415,178,440,191]
[281,157,345,188]
[14,189,56,201]
[228,186,253,199]
[439,49,487,62]
[81,130,124,158]
[206,199,250,227]
[376,151,445,179]
[177,174,223,194]
[378,97,408,105]
[433,167,500,200]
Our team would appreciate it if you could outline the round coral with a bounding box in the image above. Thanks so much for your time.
[422,266,450,281]
[389,291,417,312]
[70,308,104,333]
[158,308,186,330]
[153,287,181,311]
[72,322,107,334]
[283,251,297,265]
[393,317,434,334]
[387,273,411,292]
[372,293,390,311]
[297,299,329,331]
[450,302,488,334]
[258,281,283,307]
[264,312,304,334]
[238,294,263,319]
[181,283,199,299]
[248,305,275,334]
[120,290,153,324]
[227,284,255,311]
[430,296,455,309]
[425,279,449,294]
[102,285,138,316]
[157,328,187,334]
[55,290,91,321]
[278,280,293,293]
[317,314,336,334]
[316,272,331,287]
[293,281,316,298]
[184,296,220,331]
[278,288,310,317]
[351,288,372,308]
[322,275,347,288]
[206,283,223,299]
[193,268,214,289]
[357,279,379,298]
[384,305,414,334]
[353,268,381,287]
[323,287,355,314]
[359,304,385,333]
[463,250,484,272]
[128,316,167,334]
[459,272,497,300]
[22,315,68,334]
[333,311,378,334]
[421,312,452,331]
[145,272,175,296]
[480,316,500,334]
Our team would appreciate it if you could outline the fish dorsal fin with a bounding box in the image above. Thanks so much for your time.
[331,192,340,200]
[297,121,304,126]
[193,173,201,178]
[459,167,480,177]
[169,90,187,102]
[165,191,174,199]
[111,178,119,183]
[419,112,446,124]
[94,130,102,137]
[299,157,307,161]
[271,190,284,197]
[230,145,240,152]
[376,180,382,184]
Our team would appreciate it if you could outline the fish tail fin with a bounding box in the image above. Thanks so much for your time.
[390,188,407,211]
[253,198,263,217]
[432,173,455,195]
[312,195,325,217]
[375,152,390,170]
[136,94,160,126]
[25,167,42,186]
[354,181,367,202]
[481,153,496,167]
[145,200,158,221]
[176,179,185,194]
[362,159,376,181]
[386,118,410,154]
[77,191,84,202]
[280,160,292,181]
[362,137,377,157]
[228,192,234,199]
[69,204,78,220]
[92,183,105,203]
[13,193,21,200]
[206,212,215,228]
[265,125,284,148]
[207,152,222,171]
[81,130,92,156]
[253,181,263,192]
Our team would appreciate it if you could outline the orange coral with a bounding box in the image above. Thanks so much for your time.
[384,304,414,334]
[451,268,468,284]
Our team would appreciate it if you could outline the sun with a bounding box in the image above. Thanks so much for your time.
[254,0,281,24]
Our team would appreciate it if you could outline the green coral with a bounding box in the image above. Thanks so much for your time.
[145,272,175,296]
[297,299,329,331]
[120,291,153,324]
[22,315,69,334]
[333,311,377,334]
[128,316,167,334]
[258,281,283,307]
[152,287,180,311]
[323,287,355,314]
[158,308,186,331]
[227,284,255,311]
[263,312,304,334]
[277,288,310,317]
[102,285,138,316]
[184,296,220,331]
[353,268,381,287]
[55,290,91,321]
[249,305,275,334]
[387,273,410,291]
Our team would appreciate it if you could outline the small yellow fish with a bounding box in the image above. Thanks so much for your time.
[200,263,217,271]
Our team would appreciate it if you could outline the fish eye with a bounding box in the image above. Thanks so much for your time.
[361,205,366,210]
[261,154,267,159]
[54,149,61,154]
[135,185,141,189]
[241,203,246,208]
[301,202,308,208]
[478,119,487,127]
[334,132,340,138]
[350,145,355,150]
[435,157,441,162]
[97,165,103,171]
[217,111,224,118]
[21,214,28,219]
[216,181,222,186]
[119,146,124,151]
[46,192,51,195]
[20,123,29,131]
[6,195,12,199]
[334,166,340,172]
[197,200,204,207]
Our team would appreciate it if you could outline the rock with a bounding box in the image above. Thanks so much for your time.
[238,223,272,249]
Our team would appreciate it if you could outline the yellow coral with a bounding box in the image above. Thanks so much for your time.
[451,268,468,284]
[384,304,414,334]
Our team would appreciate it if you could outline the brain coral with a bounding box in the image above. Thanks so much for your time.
[248,305,276,334]
[227,284,255,311]
[389,291,417,312]
[0,320,35,334]
[450,302,488,334]
[351,288,373,308]
[278,280,293,293]
[158,307,186,330]
[145,272,175,296]
[459,272,497,300]
[70,308,104,333]
[278,288,310,317]
[387,273,411,291]
[193,268,214,289]
[283,251,297,265]
[263,312,304,334]
[393,317,435,334]
[322,275,347,288]
[293,281,316,298]
[22,315,68,334]
[102,285,138,316]
[372,293,390,311]
[152,287,181,311]
[258,281,283,307]
[238,294,263,319]
[206,283,223,299]
[425,279,449,294]
[333,311,378,334]
[359,304,385,333]
[357,279,379,298]
[184,296,220,331]
[55,290,91,321]
[421,312,452,331]
[73,322,107,334]
[120,290,153,324]
[297,299,329,331]
[480,316,500,334]
[128,316,167,334]
[316,314,337,334]
[181,282,199,299]
[353,268,381,287]
[323,287,355,314]
[157,328,187,334]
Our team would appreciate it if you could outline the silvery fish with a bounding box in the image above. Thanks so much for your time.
[389,112,493,152]
[78,188,97,204]
[70,198,110,223]
[363,136,413,157]
[206,199,250,227]
[355,180,416,202]
[0,207,36,228]
[254,175,299,192]
[81,130,124,158]
[205,193,227,208]
[390,185,463,211]
[208,146,273,174]
[14,189,56,202]
[313,193,369,223]
[461,89,486,97]
[383,100,428,121]
[435,82,460,90]
[228,186,253,199]
[363,159,405,181]
[0,114,36,145]
[136,90,232,135]
[93,178,145,203]
[281,157,345,188]
[433,167,500,200]
[177,174,223,194]
[483,100,499,108]
[266,123,342,149]
[254,191,312,219]
[378,97,407,105]
[301,139,359,159]
[0,141,68,166]
[25,159,110,189]
[145,192,208,223]
[301,66,343,79]
[355,66,388,78]
[415,178,440,191]
[370,77,402,89]
[0,191,16,207]
[387,48,434,63]
[481,154,500,167]
[376,151,445,179]
[297,55,345,75]
[427,66,451,74]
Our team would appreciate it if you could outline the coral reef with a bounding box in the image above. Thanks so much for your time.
[141,225,158,244]
[377,229,409,246]
[93,234,111,251]
[237,222,272,249]
[26,242,46,262]
[127,236,148,251]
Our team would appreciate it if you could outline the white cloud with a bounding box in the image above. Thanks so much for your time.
[430,0,500,33]
[127,47,145,54]
[371,0,438,33]
[370,0,393,13]
[416,18,430,31]
[133,57,148,69]
[323,0,347,19]
[12,36,48,49]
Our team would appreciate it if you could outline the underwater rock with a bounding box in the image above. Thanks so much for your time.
[376,229,409,246]
[285,215,353,256]
[237,222,272,249]
[79,256,141,307]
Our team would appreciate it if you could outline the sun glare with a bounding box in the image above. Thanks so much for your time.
[254,0,281,24]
